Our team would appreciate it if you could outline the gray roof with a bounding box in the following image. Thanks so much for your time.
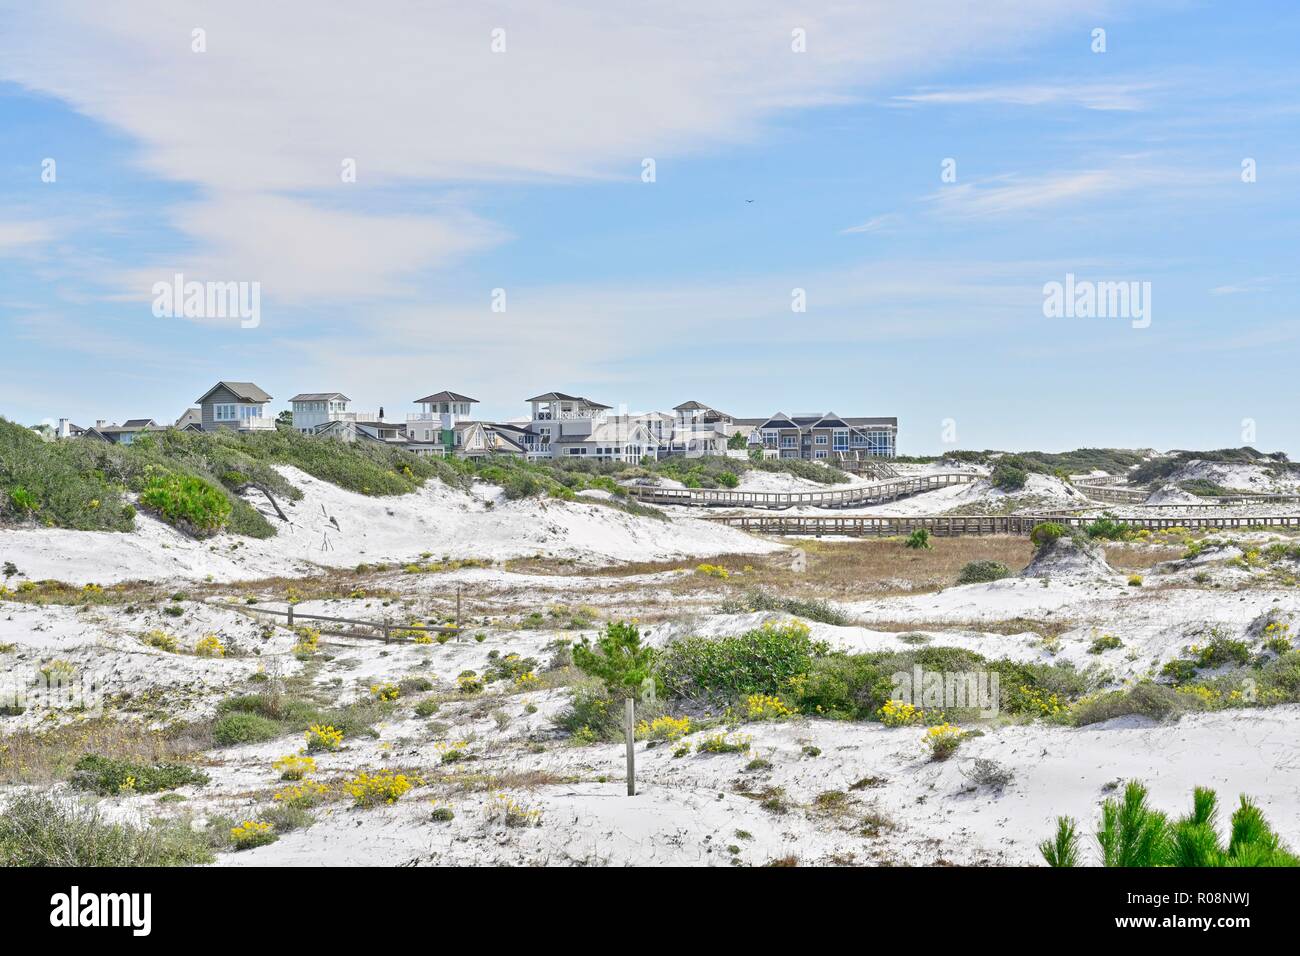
[289,392,350,403]
[414,390,478,404]
[120,418,157,429]
[525,391,612,409]
[196,381,272,404]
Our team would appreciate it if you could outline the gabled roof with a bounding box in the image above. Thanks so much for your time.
[526,391,611,409]
[196,381,272,404]
[120,418,157,429]
[414,390,478,404]
[809,413,850,429]
[289,392,350,403]
[673,400,709,411]
[758,412,799,430]
[174,408,202,428]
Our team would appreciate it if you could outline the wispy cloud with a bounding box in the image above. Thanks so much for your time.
[0,219,58,255]
[839,214,899,235]
[893,81,1158,111]
[925,170,1130,218]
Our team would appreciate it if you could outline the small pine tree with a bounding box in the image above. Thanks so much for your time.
[571,621,659,699]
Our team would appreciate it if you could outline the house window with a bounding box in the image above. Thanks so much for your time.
[780,435,796,448]
[833,429,849,450]
[214,404,236,421]
[815,434,828,445]
[814,450,828,459]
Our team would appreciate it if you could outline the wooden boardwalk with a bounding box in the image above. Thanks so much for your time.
[624,471,1300,512]
[708,512,1300,537]
[623,472,977,509]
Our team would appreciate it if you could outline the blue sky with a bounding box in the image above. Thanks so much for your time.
[1,1,1297,454]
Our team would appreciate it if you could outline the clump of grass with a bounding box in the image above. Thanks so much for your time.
[722,587,851,626]
[0,793,215,865]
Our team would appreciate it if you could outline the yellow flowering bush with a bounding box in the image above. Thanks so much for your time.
[1014,685,1065,718]
[345,770,416,807]
[457,671,484,695]
[304,724,344,753]
[82,583,104,595]
[274,781,330,808]
[695,564,730,579]
[194,634,225,658]
[370,682,400,702]
[923,723,965,761]
[745,694,794,721]
[272,754,316,780]
[877,698,922,727]
[514,671,541,690]
[635,715,691,742]
[292,626,320,657]
[230,820,276,850]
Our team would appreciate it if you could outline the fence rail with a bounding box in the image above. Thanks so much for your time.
[707,512,1300,537]
[229,600,461,643]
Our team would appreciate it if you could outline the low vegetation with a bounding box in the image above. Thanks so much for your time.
[0,793,217,866]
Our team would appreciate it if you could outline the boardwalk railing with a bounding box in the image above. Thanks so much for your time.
[229,603,461,643]
[1073,479,1300,508]
[708,513,1300,537]
[623,472,977,509]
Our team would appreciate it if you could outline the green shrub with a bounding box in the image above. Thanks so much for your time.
[212,711,282,746]
[1072,682,1198,725]
[956,561,1010,584]
[658,622,819,701]
[554,682,625,742]
[138,471,233,535]
[904,529,931,550]
[69,754,209,795]
[1085,517,1132,541]
[990,457,1029,491]
[1030,522,1069,551]
[1088,634,1123,654]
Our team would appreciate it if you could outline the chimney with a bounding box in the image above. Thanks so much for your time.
[95,420,106,429]
[57,418,70,438]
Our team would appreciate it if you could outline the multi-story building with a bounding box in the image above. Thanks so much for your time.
[195,381,276,432]
[289,392,380,434]
[519,391,607,459]
[751,412,897,460]
[405,390,479,454]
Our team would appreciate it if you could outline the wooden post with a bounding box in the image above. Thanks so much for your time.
[625,698,636,796]
[456,585,462,633]
[287,605,294,627]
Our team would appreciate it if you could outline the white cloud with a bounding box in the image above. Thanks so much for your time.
[0,1,1100,301]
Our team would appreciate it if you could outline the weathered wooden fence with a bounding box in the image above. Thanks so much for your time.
[231,598,462,644]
